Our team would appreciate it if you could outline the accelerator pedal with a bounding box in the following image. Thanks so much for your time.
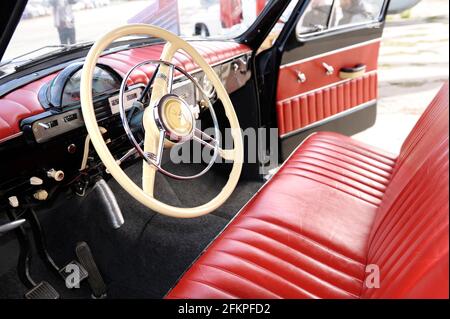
[76,242,107,299]
[25,281,59,299]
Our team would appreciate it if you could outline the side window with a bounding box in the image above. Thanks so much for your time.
[330,0,385,27]
[297,0,385,36]
[297,0,334,34]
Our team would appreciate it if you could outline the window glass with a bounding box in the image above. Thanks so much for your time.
[297,0,385,36]
[330,0,385,27]
[2,0,273,63]
[297,0,334,34]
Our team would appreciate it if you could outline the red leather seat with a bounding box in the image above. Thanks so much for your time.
[166,83,449,299]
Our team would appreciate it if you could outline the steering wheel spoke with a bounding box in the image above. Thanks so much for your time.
[193,128,234,161]
[80,24,243,218]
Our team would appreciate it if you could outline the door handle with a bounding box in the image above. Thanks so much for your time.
[339,64,367,79]
[297,71,307,83]
[322,62,334,76]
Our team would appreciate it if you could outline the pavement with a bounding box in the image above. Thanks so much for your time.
[353,0,449,153]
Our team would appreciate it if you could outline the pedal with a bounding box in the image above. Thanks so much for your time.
[25,281,59,299]
[59,260,89,288]
[76,242,107,299]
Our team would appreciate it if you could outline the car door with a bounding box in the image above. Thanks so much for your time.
[269,0,390,160]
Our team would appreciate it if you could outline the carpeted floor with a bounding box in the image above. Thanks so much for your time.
[0,162,263,299]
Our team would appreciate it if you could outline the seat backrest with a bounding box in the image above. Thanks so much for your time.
[363,83,449,299]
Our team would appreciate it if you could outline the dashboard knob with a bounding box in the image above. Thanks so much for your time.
[67,144,77,154]
[47,169,65,182]
[38,122,50,129]
[33,190,49,201]
[30,177,44,186]
[8,196,19,208]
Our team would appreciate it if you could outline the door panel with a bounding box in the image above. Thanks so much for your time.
[277,39,380,101]
[276,39,380,136]
[277,72,377,136]
[272,0,389,159]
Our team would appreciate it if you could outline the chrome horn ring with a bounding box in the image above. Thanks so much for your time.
[118,60,221,180]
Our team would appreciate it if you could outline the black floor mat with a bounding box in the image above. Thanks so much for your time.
[24,162,263,299]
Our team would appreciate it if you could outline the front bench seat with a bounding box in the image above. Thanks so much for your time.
[166,83,449,299]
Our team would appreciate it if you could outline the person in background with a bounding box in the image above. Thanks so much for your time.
[50,0,76,45]
[300,0,334,33]
[338,0,372,25]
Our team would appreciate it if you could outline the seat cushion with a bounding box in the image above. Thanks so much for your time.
[166,132,397,299]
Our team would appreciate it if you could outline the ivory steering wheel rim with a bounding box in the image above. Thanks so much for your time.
[80,24,244,218]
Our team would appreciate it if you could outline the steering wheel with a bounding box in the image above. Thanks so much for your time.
[80,24,244,218]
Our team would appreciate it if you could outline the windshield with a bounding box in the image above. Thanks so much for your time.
[2,0,271,63]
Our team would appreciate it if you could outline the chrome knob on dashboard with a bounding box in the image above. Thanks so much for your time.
[8,196,19,208]
[47,169,65,182]
[38,122,50,129]
[30,177,43,186]
[33,190,49,201]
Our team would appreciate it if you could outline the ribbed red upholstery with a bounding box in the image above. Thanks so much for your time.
[166,82,449,299]
[276,73,378,136]
[362,82,449,298]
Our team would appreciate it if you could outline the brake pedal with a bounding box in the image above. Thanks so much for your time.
[25,281,59,299]
[76,242,107,299]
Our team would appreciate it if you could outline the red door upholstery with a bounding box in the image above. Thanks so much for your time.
[276,40,381,137]
[166,83,449,299]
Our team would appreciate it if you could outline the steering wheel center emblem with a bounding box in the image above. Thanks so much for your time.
[156,94,195,142]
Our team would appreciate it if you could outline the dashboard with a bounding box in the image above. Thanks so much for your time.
[24,53,250,144]
[0,41,252,201]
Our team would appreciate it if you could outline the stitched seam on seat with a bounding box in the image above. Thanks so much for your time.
[291,154,391,186]
[311,138,396,165]
[184,278,239,298]
[211,250,317,298]
[221,235,361,298]
[373,222,448,298]
[313,134,397,161]
[380,203,447,278]
[243,215,366,266]
[297,148,394,179]
[372,180,447,269]
[369,142,449,252]
[277,170,381,206]
[308,139,396,166]
[288,159,387,193]
[370,162,447,259]
[304,144,394,172]
[398,98,447,165]
[370,208,447,298]
[200,263,284,298]
[232,225,364,283]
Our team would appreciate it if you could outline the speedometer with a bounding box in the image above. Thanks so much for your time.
[38,62,122,110]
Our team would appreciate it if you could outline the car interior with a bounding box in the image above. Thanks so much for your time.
[0,0,448,299]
